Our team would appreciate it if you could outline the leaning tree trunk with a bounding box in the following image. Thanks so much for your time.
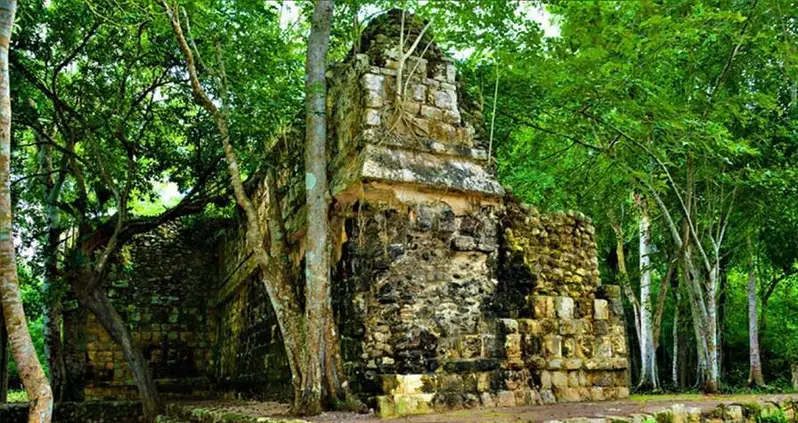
[746,242,764,387]
[0,1,54,420]
[301,0,334,414]
[638,200,658,390]
[74,277,161,422]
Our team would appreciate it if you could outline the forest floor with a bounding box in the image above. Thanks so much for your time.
[170,393,798,423]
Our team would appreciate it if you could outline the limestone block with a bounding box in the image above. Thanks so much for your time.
[585,358,613,371]
[475,372,492,392]
[576,319,593,335]
[364,108,381,126]
[547,358,563,370]
[551,371,569,389]
[420,105,443,120]
[383,374,433,395]
[595,337,613,358]
[403,101,422,115]
[480,392,495,408]
[610,334,627,356]
[568,371,581,387]
[446,62,456,82]
[527,355,547,370]
[363,89,383,108]
[725,405,744,423]
[437,374,465,392]
[515,389,540,406]
[590,387,605,401]
[433,90,454,109]
[412,84,426,102]
[540,318,559,334]
[589,371,615,387]
[560,319,578,335]
[554,387,582,403]
[563,336,578,358]
[540,389,556,404]
[505,334,522,360]
[393,393,435,417]
[452,235,477,251]
[612,357,629,369]
[443,109,461,124]
[565,358,584,370]
[555,296,575,319]
[543,334,562,358]
[496,390,516,407]
[518,319,540,335]
[594,299,609,320]
[361,73,385,92]
[406,56,428,77]
[460,335,482,359]
[540,370,552,389]
[533,296,556,318]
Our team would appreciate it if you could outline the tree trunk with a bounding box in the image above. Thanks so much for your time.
[746,241,765,387]
[40,138,66,402]
[792,363,798,391]
[0,1,54,420]
[672,287,680,388]
[62,298,86,402]
[301,0,334,414]
[1,302,8,403]
[638,199,658,390]
[704,266,721,393]
[74,278,161,422]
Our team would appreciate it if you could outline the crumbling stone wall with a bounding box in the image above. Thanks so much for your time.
[80,220,219,399]
[212,225,293,400]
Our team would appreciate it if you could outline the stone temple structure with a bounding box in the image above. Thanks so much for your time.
[66,10,629,417]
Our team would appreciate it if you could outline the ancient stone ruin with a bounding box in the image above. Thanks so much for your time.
[64,10,629,417]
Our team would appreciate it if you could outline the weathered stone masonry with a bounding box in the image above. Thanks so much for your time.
[76,10,629,417]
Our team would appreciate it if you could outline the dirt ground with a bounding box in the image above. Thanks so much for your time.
[174,393,798,423]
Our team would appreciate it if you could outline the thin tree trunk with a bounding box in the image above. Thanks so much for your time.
[302,0,334,414]
[74,278,161,422]
[0,1,54,420]
[672,287,680,388]
[0,302,8,403]
[638,198,658,390]
[39,137,66,402]
[705,266,721,393]
[746,238,764,386]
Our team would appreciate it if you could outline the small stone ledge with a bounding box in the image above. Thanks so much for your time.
[159,403,309,423]
[542,399,798,423]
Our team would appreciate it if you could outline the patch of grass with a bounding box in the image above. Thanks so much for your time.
[7,390,28,402]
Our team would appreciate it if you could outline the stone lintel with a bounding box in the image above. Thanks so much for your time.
[332,143,504,199]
